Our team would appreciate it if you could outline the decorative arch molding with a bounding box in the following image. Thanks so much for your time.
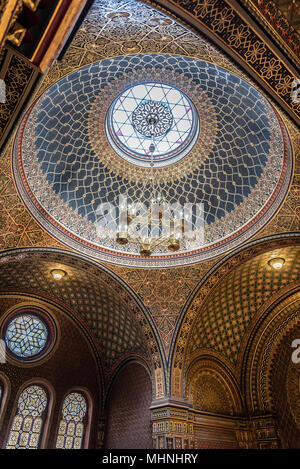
[0,292,105,408]
[0,247,165,398]
[237,281,300,378]
[141,0,299,125]
[170,233,300,398]
[185,354,243,415]
[286,352,300,432]
[105,357,153,407]
[241,287,300,414]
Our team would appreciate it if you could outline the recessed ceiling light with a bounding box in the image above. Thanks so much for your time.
[51,269,67,280]
[268,258,285,270]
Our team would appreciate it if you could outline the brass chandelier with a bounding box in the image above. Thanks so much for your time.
[115,107,190,257]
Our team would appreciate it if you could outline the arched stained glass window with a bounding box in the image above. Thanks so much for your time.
[6,385,48,449]
[56,392,87,449]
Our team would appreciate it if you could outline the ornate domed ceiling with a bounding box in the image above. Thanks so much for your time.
[13,53,292,267]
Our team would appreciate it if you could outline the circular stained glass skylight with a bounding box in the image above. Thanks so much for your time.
[105,82,199,167]
[5,314,48,359]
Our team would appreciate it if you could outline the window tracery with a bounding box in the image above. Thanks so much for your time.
[4,314,48,359]
[56,392,88,449]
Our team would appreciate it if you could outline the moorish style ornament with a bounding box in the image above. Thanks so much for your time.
[13,54,292,267]
[6,385,48,449]
[131,100,173,138]
[4,313,48,358]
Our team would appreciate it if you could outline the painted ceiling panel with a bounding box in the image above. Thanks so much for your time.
[14,53,292,267]
[188,246,300,367]
[0,251,153,374]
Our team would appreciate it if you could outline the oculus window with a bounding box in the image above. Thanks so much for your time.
[106,82,199,167]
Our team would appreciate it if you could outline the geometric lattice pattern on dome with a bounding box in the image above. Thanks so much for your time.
[5,314,48,358]
[56,392,87,449]
[188,246,300,367]
[30,56,277,231]
[108,83,197,164]
[16,54,290,266]
[7,385,47,449]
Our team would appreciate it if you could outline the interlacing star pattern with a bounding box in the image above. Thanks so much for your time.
[5,314,48,358]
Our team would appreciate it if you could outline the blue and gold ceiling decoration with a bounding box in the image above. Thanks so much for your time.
[0,0,297,358]
[14,53,292,267]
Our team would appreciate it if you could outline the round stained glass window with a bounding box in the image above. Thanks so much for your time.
[105,82,199,167]
[4,314,48,359]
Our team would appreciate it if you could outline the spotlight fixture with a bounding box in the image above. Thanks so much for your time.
[51,269,67,280]
[268,258,285,270]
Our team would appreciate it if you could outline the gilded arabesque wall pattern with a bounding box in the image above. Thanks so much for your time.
[171,236,300,398]
[239,0,300,65]
[188,246,300,368]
